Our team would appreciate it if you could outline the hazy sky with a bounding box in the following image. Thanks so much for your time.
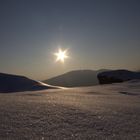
[0,0,140,80]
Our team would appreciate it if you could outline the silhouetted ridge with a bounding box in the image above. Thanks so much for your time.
[44,69,108,87]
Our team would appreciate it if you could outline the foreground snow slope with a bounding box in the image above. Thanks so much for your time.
[0,80,139,139]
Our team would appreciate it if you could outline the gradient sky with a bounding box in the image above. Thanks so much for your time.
[0,0,140,80]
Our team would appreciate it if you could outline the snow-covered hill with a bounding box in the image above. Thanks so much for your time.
[0,73,58,93]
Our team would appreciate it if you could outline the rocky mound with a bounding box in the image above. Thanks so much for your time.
[97,70,140,84]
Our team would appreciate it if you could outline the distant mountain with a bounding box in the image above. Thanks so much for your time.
[44,69,108,87]
[97,70,140,84]
[0,73,58,93]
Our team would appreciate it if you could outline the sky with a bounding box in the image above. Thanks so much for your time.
[0,0,140,80]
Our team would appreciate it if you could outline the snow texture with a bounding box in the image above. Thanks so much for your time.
[0,80,139,139]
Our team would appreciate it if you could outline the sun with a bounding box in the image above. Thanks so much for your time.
[54,48,68,63]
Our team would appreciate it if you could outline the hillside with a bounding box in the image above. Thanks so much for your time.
[44,69,108,87]
[0,73,57,93]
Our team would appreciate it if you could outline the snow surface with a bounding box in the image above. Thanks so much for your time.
[0,73,59,93]
[0,80,140,139]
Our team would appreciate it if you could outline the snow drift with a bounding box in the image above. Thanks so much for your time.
[0,73,58,93]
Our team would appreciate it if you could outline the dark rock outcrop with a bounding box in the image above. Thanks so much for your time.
[97,70,140,84]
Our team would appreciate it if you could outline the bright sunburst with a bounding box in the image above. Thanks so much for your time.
[54,48,68,63]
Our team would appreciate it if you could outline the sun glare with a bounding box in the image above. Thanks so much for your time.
[54,48,68,63]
